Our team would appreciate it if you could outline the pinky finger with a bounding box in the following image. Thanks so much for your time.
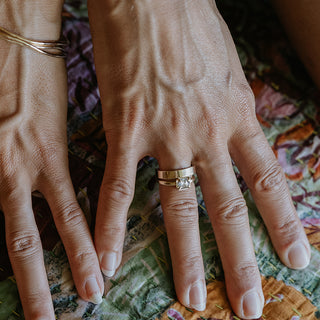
[231,125,310,269]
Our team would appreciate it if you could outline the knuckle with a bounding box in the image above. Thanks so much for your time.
[214,197,248,225]
[273,218,301,243]
[24,291,52,314]
[98,223,125,249]
[231,262,259,283]
[199,109,226,141]
[1,166,16,184]
[3,184,20,205]
[69,249,97,267]
[7,232,40,258]
[231,122,261,149]
[0,172,20,200]
[104,100,146,139]
[43,168,67,187]
[233,82,256,118]
[178,251,203,271]
[32,143,60,174]
[100,223,124,239]
[237,82,255,104]
[252,163,285,193]
[103,176,134,202]
[55,202,83,226]
[165,199,199,221]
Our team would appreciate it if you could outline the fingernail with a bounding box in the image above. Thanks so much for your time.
[288,242,310,269]
[85,278,103,304]
[100,252,117,277]
[242,290,263,319]
[188,279,206,311]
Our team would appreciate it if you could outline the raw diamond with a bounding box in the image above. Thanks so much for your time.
[176,177,192,190]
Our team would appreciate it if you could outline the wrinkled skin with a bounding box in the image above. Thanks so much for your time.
[88,0,310,318]
[0,1,103,319]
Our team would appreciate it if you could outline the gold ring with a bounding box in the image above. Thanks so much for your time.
[157,166,195,180]
[157,166,196,191]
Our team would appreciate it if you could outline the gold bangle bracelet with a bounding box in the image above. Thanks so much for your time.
[0,26,67,58]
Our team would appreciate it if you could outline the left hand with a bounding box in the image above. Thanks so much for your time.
[88,1,310,318]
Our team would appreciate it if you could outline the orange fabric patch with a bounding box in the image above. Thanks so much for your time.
[250,78,266,97]
[275,121,314,146]
[159,277,317,320]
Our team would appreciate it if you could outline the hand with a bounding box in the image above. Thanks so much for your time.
[88,0,310,318]
[0,1,103,319]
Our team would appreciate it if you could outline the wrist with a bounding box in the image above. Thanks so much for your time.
[0,0,63,40]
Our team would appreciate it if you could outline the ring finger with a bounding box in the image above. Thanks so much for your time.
[158,157,206,311]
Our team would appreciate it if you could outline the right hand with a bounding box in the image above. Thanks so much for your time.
[0,1,103,319]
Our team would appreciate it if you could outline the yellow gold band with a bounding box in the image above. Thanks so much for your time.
[157,166,196,180]
[0,26,67,58]
[157,166,196,190]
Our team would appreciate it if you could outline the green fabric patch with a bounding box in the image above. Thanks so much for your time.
[0,279,21,319]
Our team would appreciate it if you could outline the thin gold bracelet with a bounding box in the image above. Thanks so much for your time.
[0,26,67,58]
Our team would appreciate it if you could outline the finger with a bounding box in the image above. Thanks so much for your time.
[158,159,206,312]
[41,173,104,305]
[230,124,310,269]
[95,145,138,277]
[197,149,264,319]
[2,184,55,320]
